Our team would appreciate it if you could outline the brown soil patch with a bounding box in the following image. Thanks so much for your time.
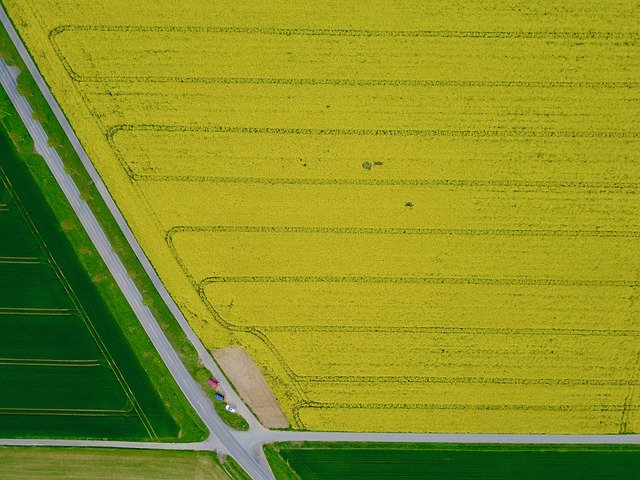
[214,347,289,428]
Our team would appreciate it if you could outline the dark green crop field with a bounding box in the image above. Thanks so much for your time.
[0,129,178,439]
[266,443,640,480]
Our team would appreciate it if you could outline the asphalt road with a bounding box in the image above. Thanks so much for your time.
[1,7,639,480]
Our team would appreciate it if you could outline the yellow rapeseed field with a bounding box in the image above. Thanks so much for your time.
[5,0,639,433]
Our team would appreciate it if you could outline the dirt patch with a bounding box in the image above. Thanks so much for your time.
[214,347,289,428]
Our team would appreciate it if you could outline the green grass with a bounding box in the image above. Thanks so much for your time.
[0,447,233,480]
[0,18,216,440]
[0,22,207,441]
[220,455,254,480]
[263,445,301,480]
[266,442,640,479]
[213,400,250,432]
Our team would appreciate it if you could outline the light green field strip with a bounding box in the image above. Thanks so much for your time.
[0,358,100,367]
[0,256,40,264]
[0,308,72,315]
[0,447,232,480]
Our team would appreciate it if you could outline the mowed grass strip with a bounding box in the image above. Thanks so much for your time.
[0,447,234,480]
[266,443,640,480]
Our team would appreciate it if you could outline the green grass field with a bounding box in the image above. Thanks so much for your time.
[0,125,179,439]
[0,447,240,480]
[265,443,640,479]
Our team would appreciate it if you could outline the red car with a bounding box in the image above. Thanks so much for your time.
[207,378,219,388]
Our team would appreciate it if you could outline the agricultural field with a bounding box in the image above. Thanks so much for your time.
[265,443,640,480]
[0,447,241,480]
[0,123,178,439]
[3,0,639,432]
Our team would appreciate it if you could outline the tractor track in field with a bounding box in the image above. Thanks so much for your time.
[1,6,640,480]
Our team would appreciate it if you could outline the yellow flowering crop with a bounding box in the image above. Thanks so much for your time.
[5,0,639,433]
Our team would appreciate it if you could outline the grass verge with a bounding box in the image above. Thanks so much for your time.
[263,444,302,480]
[0,24,206,441]
[220,455,254,480]
[214,400,250,432]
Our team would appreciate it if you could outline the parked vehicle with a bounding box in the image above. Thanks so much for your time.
[225,404,236,413]
[213,393,224,401]
[207,377,219,388]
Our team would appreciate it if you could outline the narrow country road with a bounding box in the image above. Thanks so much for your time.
[1,7,639,480]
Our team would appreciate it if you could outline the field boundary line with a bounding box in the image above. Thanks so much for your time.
[0,359,101,367]
[297,376,640,386]
[237,324,640,337]
[0,307,72,315]
[201,275,636,288]
[168,225,640,238]
[0,256,40,264]
[49,25,640,39]
[108,123,640,139]
[0,408,130,417]
[297,402,640,412]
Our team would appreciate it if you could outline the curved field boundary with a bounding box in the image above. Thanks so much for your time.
[164,224,640,429]
[165,225,639,335]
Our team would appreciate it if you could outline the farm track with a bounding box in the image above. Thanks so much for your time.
[1,5,640,480]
